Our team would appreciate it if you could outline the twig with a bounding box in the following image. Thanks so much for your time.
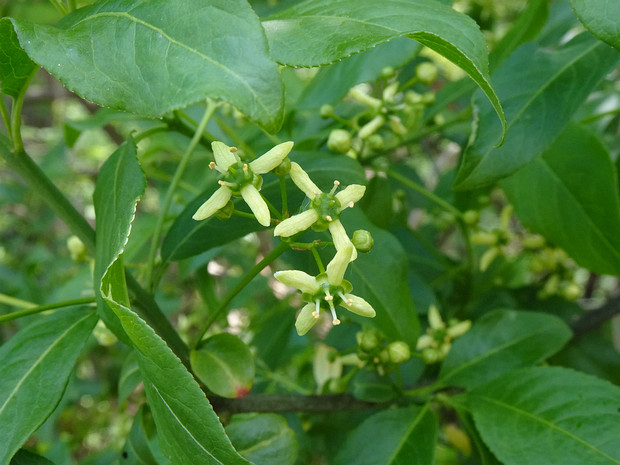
[571,293,620,339]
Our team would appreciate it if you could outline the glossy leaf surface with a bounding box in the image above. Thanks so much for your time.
[347,209,420,347]
[226,414,297,465]
[263,0,505,138]
[94,139,144,343]
[162,152,365,261]
[10,450,56,465]
[9,0,283,132]
[571,0,620,51]
[334,405,437,465]
[502,123,620,276]
[469,367,620,465]
[0,18,36,98]
[455,32,620,189]
[191,333,255,399]
[0,308,97,464]
[439,309,571,389]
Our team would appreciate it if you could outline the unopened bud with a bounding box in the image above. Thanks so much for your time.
[380,66,395,78]
[359,330,380,352]
[387,341,411,364]
[562,282,581,301]
[388,115,407,135]
[421,92,436,106]
[471,231,498,246]
[327,129,353,153]
[67,235,88,262]
[382,82,399,103]
[352,229,374,253]
[320,104,334,118]
[367,134,384,150]
[416,62,438,85]
[463,210,479,226]
[522,235,546,249]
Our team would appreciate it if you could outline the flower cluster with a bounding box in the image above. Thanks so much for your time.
[416,306,470,363]
[193,140,376,335]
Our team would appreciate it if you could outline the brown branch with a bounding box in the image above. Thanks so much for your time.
[571,293,620,339]
[210,394,388,415]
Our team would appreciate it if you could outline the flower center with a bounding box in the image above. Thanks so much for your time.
[221,161,262,196]
[310,193,341,231]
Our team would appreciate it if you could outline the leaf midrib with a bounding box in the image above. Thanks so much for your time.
[439,321,560,386]
[71,11,270,115]
[474,396,620,464]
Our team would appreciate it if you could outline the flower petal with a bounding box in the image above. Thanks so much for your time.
[447,320,471,339]
[428,305,444,329]
[290,162,321,198]
[328,220,357,261]
[336,184,366,209]
[250,141,294,174]
[192,186,232,221]
[274,209,319,237]
[326,244,354,286]
[296,303,319,336]
[241,184,270,226]
[343,293,376,318]
[274,270,319,294]
[212,141,237,171]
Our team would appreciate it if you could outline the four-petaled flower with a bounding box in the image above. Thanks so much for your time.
[275,245,376,335]
[273,162,365,260]
[193,140,293,226]
[416,305,471,363]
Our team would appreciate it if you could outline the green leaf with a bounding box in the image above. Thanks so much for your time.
[10,449,56,465]
[0,308,97,464]
[502,125,620,276]
[333,405,437,465]
[351,369,398,403]
[9,0,283,132]
[191,333,255,399]
[297,38,420,109]
[0,18,37,98]
[455,32,620,189]
[118,350,142,403]
[439,309,571,389]
[104,297,250,465]
[347,209,420,348]
[162,152,365,261]
[469,367,620,465]
[571,0,620,51]
[94,139,145,343]
[263,0,505,139]
[121,405,162,465]
[226,414,297,465]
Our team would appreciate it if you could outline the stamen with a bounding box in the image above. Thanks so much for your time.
[325,215,333,222]
[229,147,238,153]
[338,292,352,306]
[313,300,321,318]
[218,180,235,187]
[326,299,340,325]
[243,163,248,172]
[348,201,354,208]
[209,162,216,170]
[329,180,340,195]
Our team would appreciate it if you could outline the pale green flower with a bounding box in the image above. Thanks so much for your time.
[274,245,376,335]
[416,305,471,363]
[274,162,365,260]
[193,141,293,226]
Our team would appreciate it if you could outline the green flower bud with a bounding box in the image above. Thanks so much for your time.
[463,210,479,226]
[387,341,411,364]
[382,82,399,103]
[416,62,439,85]
[405,90,423,105]
[328,377,348,394]
[388,115,407,135]
[320,104,334,118]
[352,229,374,253]
[421,92,436,106]
[422,347,441,364]
[367,134,384,150]
[381,66,395,78]
[471,231,499,246]
[359,330,380,352]
[327,129,353,153]
[561,282,581,301]
[215,199,235,220]
[522,235,546,249]
[67,235,88,262]
[273,157,291,176]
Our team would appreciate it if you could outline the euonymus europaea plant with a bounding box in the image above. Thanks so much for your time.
[1,0,620,464]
